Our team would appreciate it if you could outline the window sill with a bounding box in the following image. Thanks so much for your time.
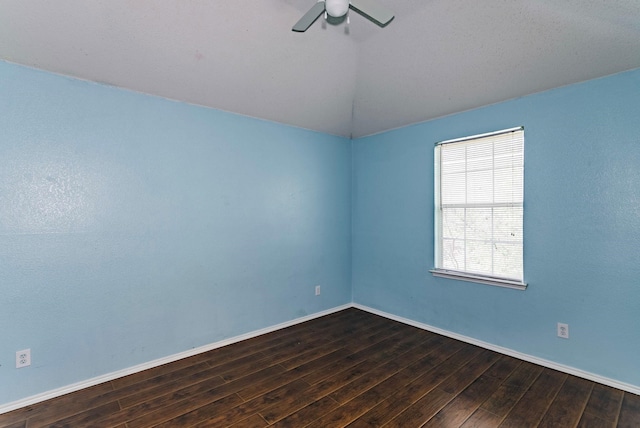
[430,269,527,290]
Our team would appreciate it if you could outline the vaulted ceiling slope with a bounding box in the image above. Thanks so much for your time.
[1,0,639,138]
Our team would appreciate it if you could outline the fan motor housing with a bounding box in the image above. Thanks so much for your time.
[325,0,349,17]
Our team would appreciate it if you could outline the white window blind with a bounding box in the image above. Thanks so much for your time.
[433,127,525,288]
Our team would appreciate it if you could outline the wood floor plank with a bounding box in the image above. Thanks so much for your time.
[341,322,406,354]
[437,348,501,396]
[240,322,370,380]
[348,341,479,427]
[236,326,422,402]
[306,339,451,427]
[618,392,640,428]
[460,408,504,428]
[277,337,351,370]
[225,414,269,428]
[123,365,286,428]
[152,393,244,428]
[328,334,443,405]
[423,374,505,428]
[47,401,121,428]
[498,368,567,428]
[299,328,406,386]
[537,376,593,428]
[0,407,37,427]
[235,361,321,402]
[482,355,522,382]
[110,353,220,390]
[280,319,390,369]
[239,316,373,376]
[117,370,226,409]
[479,361,543,418]
[98,364,284,427]
[577,411,616,428]
[308,336,448,428]
[283,347,353,379]
[257,389,318,425]
[27,392,123,428]
[257,332,432,426]
[0,404,44,426]
[1,420,26,428]
[0,382,115,428]
[416,350,505,427]
[270,396,340,428]
[0,308,637,428]
[241,335,430,422]
[212,352,282,383]
[384,387,454,428]
[192,379,310,428]
[581,382,624,424]
[111,360,212,395]
[188,309,360,376]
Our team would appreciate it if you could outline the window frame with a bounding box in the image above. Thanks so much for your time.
[430,127,527,290]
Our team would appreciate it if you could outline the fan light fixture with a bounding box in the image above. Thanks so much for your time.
[325,0,349,17]
[292,0,394,32]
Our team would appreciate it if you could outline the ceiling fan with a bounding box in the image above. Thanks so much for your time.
[293,0,394,32]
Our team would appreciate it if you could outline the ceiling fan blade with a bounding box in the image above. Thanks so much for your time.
[349,0,394,26]
[292,2,326,32]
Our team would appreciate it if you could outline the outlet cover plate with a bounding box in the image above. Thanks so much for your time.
[16,349,31,368]
[557,323,569,339]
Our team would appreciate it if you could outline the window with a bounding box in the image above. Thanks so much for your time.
[431,127,526,289]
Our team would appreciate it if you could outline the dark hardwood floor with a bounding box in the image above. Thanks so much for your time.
[1,308,638,427]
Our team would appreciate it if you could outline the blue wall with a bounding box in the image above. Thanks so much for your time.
[0,61,352,405]
[2,59,639,407]
[352,68,640,387]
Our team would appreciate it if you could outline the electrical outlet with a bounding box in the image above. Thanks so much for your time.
[16,349,31,368]
[315,285,321,296]
[557,323,569,339]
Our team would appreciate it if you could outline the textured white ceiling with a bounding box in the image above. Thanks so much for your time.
[1,0,639,138]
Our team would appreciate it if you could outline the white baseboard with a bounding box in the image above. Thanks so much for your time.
[0,304,351,415]
[352,303,640,396]
[3,301,637,415]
